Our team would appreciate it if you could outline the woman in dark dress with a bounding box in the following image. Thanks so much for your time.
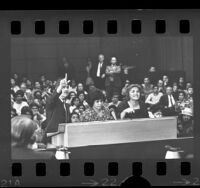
[117,84,149,119]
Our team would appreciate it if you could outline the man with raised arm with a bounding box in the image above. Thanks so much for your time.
[45,75,71,133]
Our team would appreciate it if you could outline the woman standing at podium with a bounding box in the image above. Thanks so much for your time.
[117,84,149,119]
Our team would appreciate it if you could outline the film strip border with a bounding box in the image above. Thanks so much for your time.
[10,19,190,35]
[11,161,191,177]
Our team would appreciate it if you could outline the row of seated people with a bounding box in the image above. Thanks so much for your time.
[11,73,193,159]
[11,72,193,140]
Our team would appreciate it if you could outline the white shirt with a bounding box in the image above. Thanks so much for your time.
[13,101,29,115]
[145,92,163,105]
[168,95,175,107]
[11,86,20,93]
[96,62,103,77]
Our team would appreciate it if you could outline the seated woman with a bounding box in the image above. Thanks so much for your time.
[175,91,187,114]
[65,91,76,105]
[11,115,55,159]
[117,84,149,119]
[69,97,80,113]
[77,91,89,108]
[80,90,114,122]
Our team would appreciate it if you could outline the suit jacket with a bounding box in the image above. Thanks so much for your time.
[91,61,107,80]
[45,91,70,133]
[159,94,176,109]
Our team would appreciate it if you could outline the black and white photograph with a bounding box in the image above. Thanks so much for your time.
[11,36,194,160]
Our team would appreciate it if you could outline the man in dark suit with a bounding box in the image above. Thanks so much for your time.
[45,78,71,133]
[91,54,107,90]
[159,86,177,116]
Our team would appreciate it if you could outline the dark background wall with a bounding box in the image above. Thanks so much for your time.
[11,36,193,83]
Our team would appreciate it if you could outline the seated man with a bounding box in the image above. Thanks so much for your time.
[159,86,177,116]
[11,115,55,159]
[108,92,121,108]
[177,107,193,137]
[145,85,163,112]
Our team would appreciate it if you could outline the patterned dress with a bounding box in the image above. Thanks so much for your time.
[80,105,114,122]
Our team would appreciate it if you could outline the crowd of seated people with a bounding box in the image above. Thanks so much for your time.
[11,60,194,153]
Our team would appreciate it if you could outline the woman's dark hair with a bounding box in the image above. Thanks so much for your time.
[125,84,142,101]
[77,91,85,98]
[178,91,186,97]
[11,115,38,147]
[88,90,105,107]
[78,103,86,111]
[68,91,76,99]
[29,102,40,109]
[33,90,42,99]
[70,111,80,123]
[14,90,24,98]
[71,97,80,106]
[21,106,33,119]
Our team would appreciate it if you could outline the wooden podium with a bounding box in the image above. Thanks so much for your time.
[48,117,177,148]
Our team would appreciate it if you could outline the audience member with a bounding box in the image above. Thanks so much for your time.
[108,92,121,108]
[21,106,33,119]
[69,97,80,113]
[157,79,165,93]
[68,79,77,93]
[178,76,185,91]
[105,57,122,101]
[11,78,20,93]
[29,102,46,126]
[66,91,76,105]
[159,86,177,116]
[117,84,149,119]
[121,80,130,98]
[80,90,114,122]
[145,85,163,112]
[77,83,88,95]
[77,91,89,108]
[141,77,153,100]
[177,108,193,137]
[162,75,170,90]
[78,104,86,115]
[13,90,29,115]
[147,66,158,85]
[175,91,187,114]
[11,115,55,159]
[172,84,179,100]
[91,54,106,90]
[70,112,80,123]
